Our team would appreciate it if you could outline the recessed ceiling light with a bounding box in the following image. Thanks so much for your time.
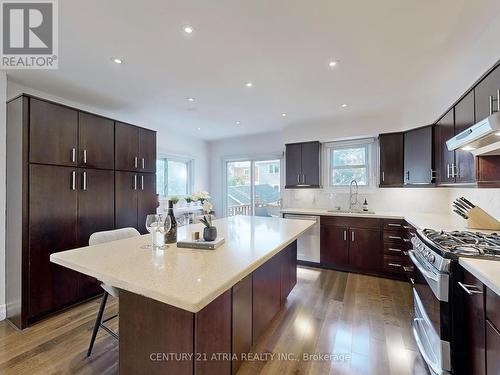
[112,58,123,64]
[183,26,194,34]
[328,60,339,68]
[281,113,287,117]
[186,97,195,102]
[341,103,348,108]
[235,121,241,125]
[245,82,253,88]
[197,127,201,131]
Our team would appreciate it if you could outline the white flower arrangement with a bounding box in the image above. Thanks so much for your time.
[192,191,211,203]
[202,201,213,213]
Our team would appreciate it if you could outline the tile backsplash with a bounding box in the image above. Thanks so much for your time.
[282,187,500,218]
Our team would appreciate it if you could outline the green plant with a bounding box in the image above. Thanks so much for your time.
[185,196,193,203]
[170,196,179,205]
[199,215,213,228]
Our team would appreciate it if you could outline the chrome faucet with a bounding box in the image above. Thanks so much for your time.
[349,180,358,211]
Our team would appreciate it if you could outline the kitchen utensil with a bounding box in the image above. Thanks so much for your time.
[459,197,475,209]
[453,200,469,212]
[453,209,468,219]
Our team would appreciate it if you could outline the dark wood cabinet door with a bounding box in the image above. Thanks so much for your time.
[301,141,321,186]
[115,171,138,230]
[475,65,500,122]
[28,164,79,319]
[404,125,433,184]
[435,109,455,184]
[320,225,349,267]
[486,320,500,375]
[78,112,114,169]
[138,129,156,173]
[379,132,404,186]
[232,275,253,374]
[115,122,138,171]
[77,169,115,298]
[252,253,281,342]
[285,143,302,187]
[455,90,476,183]
[29,98,78,166]
[460,270,486,375]
[138,173,157,235]
[348,228,381,273]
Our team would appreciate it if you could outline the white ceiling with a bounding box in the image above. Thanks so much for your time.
[7,0,500,140]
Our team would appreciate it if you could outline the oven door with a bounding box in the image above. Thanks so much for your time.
[409,251,451,374]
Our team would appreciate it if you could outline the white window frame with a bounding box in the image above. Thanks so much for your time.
[323,138,378,192]
[157,154,194,197]
[222,153,283,217]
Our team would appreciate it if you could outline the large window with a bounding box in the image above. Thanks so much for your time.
[325,139,375,187]
[156,157,192,197]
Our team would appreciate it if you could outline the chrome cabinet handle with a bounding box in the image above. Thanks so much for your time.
[343,230,347,241]
[351,231,355,242]
[388,248,402,253]
[446,164,450,179]
[133,175,137,190]
[490,95,494,115]
[302,174,305,184]
[406,171,410,181]
[458,281,483,295]
[83,149,87,164]
[134,156,138,169]
[388,263,402,268]
[388,223,401,227]
[71,148,76,163]
[497,89,500,113]
[141,175,144,190]
[71,171,76,190]
[382,171,385,182]
[388,235,402,240]
[297,174,300,183]
[142,158,145,169]
[82,171,87,190]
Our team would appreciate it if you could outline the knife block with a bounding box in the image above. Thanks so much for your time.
[467,207,500,231]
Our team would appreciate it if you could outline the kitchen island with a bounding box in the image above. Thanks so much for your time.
[50,216,314,375]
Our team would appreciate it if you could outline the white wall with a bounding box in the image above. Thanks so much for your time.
[208,131,284,215]
[0,72,6,320]
[7,80,210,194]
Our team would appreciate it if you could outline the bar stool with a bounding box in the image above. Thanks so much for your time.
[86,227,140,357]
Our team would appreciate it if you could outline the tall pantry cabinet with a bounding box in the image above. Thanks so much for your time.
[6,95,157,329]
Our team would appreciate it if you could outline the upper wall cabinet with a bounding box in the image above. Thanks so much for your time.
[285,141,321,188]
[404,126,434,185]
[434,109,455,184]
[30,98,78,166]
[475,64,500,122]
[454,90,476,183]
[115,122,156,173]
[78,112,115,169]
[379,132,404,187]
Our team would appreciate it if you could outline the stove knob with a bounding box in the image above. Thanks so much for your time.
[429,254,435,263]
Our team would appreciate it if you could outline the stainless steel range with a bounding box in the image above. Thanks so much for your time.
[409,229,500,375]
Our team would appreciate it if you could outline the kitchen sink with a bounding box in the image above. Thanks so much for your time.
[326,209,376,214]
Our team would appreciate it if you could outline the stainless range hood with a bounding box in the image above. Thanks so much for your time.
[446,112,500,155]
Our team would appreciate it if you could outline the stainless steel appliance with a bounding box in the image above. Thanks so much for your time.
[410,229,500,375]
[283,214,320,263]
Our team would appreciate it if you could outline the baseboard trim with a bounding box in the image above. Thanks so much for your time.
[0,304,6,321]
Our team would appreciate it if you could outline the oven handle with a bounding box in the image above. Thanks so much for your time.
[412,317,442,375]
[408,250,439,282]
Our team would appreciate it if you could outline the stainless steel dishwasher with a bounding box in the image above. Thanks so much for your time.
[283,214,320,264]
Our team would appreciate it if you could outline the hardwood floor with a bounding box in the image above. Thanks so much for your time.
[0,267,428,375]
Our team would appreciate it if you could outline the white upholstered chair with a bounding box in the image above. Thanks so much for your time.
[86,227,140,357]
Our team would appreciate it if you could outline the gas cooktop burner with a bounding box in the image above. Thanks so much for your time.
[421,229,500,258]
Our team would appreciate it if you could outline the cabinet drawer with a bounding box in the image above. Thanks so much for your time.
[321,216,381,229]
[486,319,500,375]
[383,219,405,231]
[382,255,412,275]
[383,231,404,244]
[383,243,406,256]
[486,287,500,332]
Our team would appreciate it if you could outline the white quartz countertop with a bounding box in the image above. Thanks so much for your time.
[459,258,500,297]
[50,216,314,313]
[281,208,470,231]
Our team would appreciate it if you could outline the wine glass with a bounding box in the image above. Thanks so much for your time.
[142,214,160,249]
[156,215,172,250]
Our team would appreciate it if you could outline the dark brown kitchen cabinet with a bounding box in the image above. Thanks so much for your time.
[320,225,349,267]
[458,269,486,375]
[6,94,157,329]
[232,275,253,374]
[379,132,404,187]
[454,90,476,183]
[29,98,78,166]
[28,164,81,319]
[116,171,156,234]
[116,122,157,173]
[78,112,115,169]
[285,141,321,188]
[434,109,455,184]
[475,64,500,122]
[404,125,434,185]
[486,321,500,375]
[349,228,381,273]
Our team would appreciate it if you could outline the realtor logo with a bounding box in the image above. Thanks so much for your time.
[1,0,58,69]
